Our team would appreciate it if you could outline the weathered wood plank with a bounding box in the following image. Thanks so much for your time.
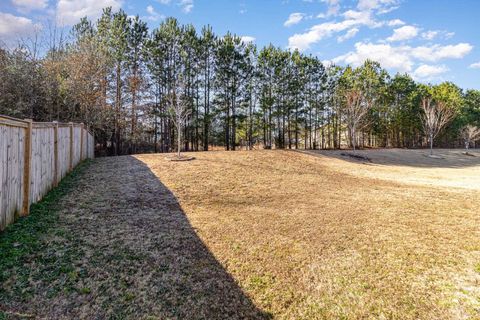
[0,114,94,231]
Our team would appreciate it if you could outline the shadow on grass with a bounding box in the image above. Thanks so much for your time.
[299,148,480,168]
[0,156,270,319]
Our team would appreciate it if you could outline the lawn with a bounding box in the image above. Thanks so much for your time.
[1,149,480,319]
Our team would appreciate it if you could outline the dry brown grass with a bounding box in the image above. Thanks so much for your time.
[137,149,480,319]
[2,150,479,319]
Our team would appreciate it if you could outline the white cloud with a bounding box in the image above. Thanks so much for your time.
[357,0,381,11]
[146,5,155,14]
[420,30,456,41]
[288,21,352,51]
[470,62,480,69]
[288,9,380,50]
[318,0,341,18]
[146,5,164,21]
[284,13,305,27]
[342,10,381,27]
[387,19,404,27]
[179,0,193,13]
[337,28,359,42]
[0,12,42,43]
[333,42,414,71]
[357,0,398,13]
[56,0,123,25]
[421,30,438,40]
[413,64,448,79]
[332,42,473,73]
[156,0,192,13]
[410,43,473,61]
[386,25,419,42]
[11,0,48,12]
[289,0,407,50]
[241,36,255,43]
[445,32,455,39]
[377,5,399,14]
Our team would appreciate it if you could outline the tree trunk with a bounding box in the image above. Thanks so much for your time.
[430,133,433,155]
[352,127,356,153]
[177,124,181,158]
[203,60,210,151]
[115,62,122,156]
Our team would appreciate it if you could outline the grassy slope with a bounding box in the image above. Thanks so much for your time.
[1,150,479,319]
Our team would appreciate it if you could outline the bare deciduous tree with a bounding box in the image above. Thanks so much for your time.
[167,82,191,159]
[344,90,370,152]
[461,125,480,152]
[421,97,456,155]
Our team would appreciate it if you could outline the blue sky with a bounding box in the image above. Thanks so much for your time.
[0,0,479,89]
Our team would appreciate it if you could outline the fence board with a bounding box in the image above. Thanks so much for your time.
[57,127,71,181]
[87,134,95,159]
[0,125,26,230]
[30,127,55,204]
[0,115,94,231]
[72,126,82,167]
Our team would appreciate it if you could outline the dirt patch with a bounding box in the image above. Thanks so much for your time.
[164,155,196,161]
[340,152,372,162]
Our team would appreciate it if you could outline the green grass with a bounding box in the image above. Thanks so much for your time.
[0,161,91,315]
[475,264,480,274]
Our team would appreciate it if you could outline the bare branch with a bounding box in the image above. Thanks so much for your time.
[167,80,191,157]
[462,125,480,150]
[343,89,370,151]
[420,97,456,154]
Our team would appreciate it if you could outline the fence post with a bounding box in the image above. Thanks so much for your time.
[22,119,32,216]
[53,121,59,187]
[69,122,73,172]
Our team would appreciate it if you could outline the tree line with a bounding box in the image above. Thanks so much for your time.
[1,7,479,155]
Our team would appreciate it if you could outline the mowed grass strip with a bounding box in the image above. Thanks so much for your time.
[137,150,480,319]
[0,161,91,319]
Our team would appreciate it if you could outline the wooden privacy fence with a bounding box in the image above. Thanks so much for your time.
[0,115,94,231]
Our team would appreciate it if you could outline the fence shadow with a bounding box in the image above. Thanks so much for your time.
[84,156,271,319]
[0,156,270,319]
